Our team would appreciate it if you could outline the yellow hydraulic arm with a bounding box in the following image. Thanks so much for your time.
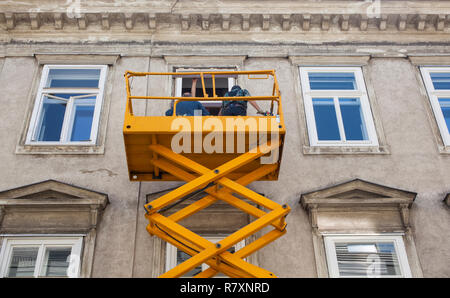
[123,70,290,278]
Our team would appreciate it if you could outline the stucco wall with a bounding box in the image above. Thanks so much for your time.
[0,0,450,277]
[0,56,142,277]
[0,52,448,277]
[247,56,450,277]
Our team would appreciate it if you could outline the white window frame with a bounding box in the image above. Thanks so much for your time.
[166,236,245,278]
[175,69,235,108]
[323,234,412,278]
[420,67,450,146]
[26,65,108,146]
[299,67,378,147]
[0,236,83,278]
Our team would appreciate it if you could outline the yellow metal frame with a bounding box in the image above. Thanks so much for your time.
[124,69,283,119]
[123,70,290,278]
[145,141,290,278]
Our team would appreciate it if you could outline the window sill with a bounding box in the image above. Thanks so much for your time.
[15,144,104,155]
[438,145,450,154]
[303,145,390,155]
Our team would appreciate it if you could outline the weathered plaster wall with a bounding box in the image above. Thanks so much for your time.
[130,55,450,277]
[0,56,143,277]
[0,53,449,278]
[0,0,449,278]
[246,57,450,277]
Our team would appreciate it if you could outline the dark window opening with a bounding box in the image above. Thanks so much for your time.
[181,77,230,116]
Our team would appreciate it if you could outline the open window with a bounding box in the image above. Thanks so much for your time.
[420,67,450,147]
[26,65,108,145]
[175,68,236,115]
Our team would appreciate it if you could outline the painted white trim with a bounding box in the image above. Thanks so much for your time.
[26,65,108,146]
[420,67,450,146]
[299,66,379,147]
[320,232,405,236]
[0,236,83,278]
[323,234,412,278]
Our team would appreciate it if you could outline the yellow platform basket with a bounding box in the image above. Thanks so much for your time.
[123,70,289,278]
[123,70,286,182]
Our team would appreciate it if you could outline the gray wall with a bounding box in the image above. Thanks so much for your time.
[0,53,448,277]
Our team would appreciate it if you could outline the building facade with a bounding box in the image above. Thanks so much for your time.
[0,0,449,278]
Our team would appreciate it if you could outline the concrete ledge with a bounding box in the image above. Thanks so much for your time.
[35,54,120,65]
[409,55,450,66]
[164,55,247,67]
[302,145,390,155]
[289,55,371,66]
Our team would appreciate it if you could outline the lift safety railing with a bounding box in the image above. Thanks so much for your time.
[123,69,289,278]
[124,69,283,119]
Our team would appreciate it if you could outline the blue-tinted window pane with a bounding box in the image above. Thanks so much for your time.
[430,73,450,90]
[37,97,67,141]
[438,98,450,133]
[70,105,95,141]
[309,72,357,90]
[47,69,100,88]
[339,98,368,141]
[312,98,341,141]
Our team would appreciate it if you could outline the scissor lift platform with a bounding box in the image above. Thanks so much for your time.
[123,70,290,278]
[124,116,285,181]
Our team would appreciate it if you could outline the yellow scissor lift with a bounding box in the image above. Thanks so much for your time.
[123,70,290,278]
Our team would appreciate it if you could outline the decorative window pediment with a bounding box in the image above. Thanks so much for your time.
[0,179,109,233]
[0,180,109,218]
[0,180,109,278]
[299,179,422,278]
[300,179,416,212]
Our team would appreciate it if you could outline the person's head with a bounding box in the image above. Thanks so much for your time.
[230,85,242,92]
[228,85,242,96]
[182,91,192,97]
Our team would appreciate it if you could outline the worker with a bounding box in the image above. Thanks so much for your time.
[219,85,266,116]
[165,78,209,116]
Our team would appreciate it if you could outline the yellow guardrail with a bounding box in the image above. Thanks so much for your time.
[124,69,282,118]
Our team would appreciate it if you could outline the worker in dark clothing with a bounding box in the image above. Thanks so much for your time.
[166,78,210,116]
[219,85,265,116]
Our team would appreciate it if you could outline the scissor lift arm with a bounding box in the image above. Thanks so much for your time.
[123,70,290,278]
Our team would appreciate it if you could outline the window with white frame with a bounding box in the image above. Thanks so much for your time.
[166,237,244,278]
[324,235,412,278]
[0,236,83,278]
[420,67,450,146]
[299,67,378,146]
[26,65,108,145]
